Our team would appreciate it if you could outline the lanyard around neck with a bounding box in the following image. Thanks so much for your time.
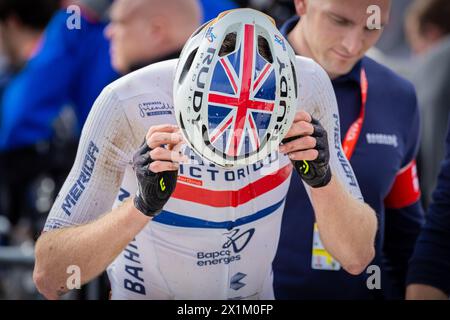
[341,68,368,160]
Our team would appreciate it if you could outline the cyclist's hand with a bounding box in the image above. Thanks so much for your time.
[132,124,186,217]
[280,111,331,188]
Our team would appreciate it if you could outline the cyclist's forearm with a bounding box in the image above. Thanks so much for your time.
[310,175,377,275]
[33,199,150,299]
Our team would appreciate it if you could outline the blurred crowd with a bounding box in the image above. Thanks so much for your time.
[0,0,448,299]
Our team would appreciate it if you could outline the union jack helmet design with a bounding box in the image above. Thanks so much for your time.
[174,8,298,167]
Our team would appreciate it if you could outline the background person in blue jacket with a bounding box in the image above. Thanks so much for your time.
[405,0,450,209]
[0,0,238,153]
[0,0,118,151]
[0,0,118,237]
[0,0,236,236]
[406,118,450,300]
[273,0,425,299]
[199,0,237,22]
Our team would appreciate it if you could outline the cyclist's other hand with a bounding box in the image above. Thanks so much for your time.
[280,111,331,188]
[132,124,187,217]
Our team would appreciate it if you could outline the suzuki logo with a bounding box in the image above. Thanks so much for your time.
[223,228,255,253]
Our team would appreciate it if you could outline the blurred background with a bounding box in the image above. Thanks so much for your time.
[0,0,448,299]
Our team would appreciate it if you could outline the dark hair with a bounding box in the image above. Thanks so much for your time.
[219,31,273,63]
[409,0,450,36]
[0,0,60,30]
[219,32,238,57]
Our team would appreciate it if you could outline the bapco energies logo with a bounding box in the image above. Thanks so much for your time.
[196,228,255,267]
[222,228,255,253]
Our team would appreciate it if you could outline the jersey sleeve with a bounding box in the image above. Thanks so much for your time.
[43,87,136,231]
[295,56,364,201]
[384,92,422,209]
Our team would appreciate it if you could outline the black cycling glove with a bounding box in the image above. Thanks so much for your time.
[283,117,332,188]
[132,142,178,217]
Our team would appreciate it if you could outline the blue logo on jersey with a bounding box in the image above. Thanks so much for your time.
[196,228,255,267]
[230,272,247,291]
[118,188,131,202]
[333,114,358,188]
[123,239,146,295]
[44,218,65,231]
[178,147,279,182]
[61,141,99,216]
[223,228,255,253]
[139,101,173,118]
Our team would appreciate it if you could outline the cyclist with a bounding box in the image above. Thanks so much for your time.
[33,9,376,300]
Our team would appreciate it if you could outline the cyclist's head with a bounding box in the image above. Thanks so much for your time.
[105,0,201,74]
[174,8,298,168]
[291,0,390,79]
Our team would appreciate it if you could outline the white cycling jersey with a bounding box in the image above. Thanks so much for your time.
[44,57,363,300]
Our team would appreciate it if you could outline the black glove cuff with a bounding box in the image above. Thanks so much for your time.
[291,159,332,188]
[316,166,332,188]
[284,116,332,188]
[134,195,160,217]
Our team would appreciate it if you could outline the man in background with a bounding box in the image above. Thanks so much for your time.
[0,0,117,152]
[404,0,450,300]
[105,0,201,75]
[405,0,450,208]
[406,118,450,300]
[0,0,64,237]
[274,0,424,299]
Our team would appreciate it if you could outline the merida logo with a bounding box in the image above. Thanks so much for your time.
[333,114,358,187]
[61,141,99,216]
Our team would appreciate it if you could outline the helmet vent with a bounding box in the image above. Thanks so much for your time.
[257,36,273,63]
[219,32,237,57]
[290,61,298,98]
[179,48,198,85]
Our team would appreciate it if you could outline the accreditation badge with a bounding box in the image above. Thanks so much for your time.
[311,223,341,271]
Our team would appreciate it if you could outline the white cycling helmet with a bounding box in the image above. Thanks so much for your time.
[174,8,298,168]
